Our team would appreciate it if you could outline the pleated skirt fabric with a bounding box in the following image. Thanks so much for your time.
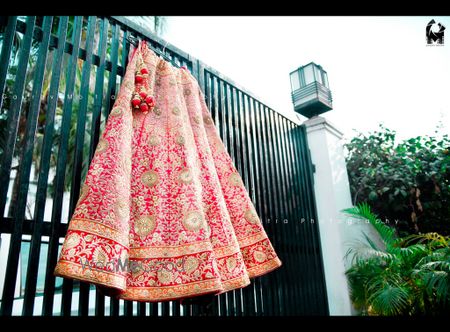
[54,41,281,302]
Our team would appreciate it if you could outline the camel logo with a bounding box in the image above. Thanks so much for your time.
[426,19,445,45]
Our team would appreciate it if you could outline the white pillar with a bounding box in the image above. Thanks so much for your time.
[303,115,354,315]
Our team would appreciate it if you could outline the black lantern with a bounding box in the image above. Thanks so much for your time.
[290,62,332,118]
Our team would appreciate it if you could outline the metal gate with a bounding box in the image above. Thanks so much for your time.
[0,16,328,316]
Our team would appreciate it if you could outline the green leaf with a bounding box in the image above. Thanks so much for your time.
[369,191,378,200]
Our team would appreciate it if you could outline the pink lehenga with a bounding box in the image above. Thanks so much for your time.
[54,41,282,302]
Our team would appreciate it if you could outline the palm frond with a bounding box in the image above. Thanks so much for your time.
[342,203,396,247]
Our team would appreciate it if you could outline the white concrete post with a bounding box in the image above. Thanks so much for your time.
[303,115,354,315]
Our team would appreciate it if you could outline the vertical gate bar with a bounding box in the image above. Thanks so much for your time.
[285,121,301,315]
[253,101,268,316]
[172,300,180,317]
[240,93,256,316]
[249,99,263,316]
[291,124,313,314]
[42,15,82,316]
[124,301,133,316]
[0,16,37,316]
[23,15,68,317]
[217,79,227,317]
[260,105,277,316]
[5,15,51,316]
[268,110,285,315]
[294,126,317,314]
[148,302,158,316]
[120,28,130,82]
[275,113,292,315]
[0,16,18,111]
[296,126,319,314]
[88,17,108,163]
[231,87,243,317]
[275,114,294,316]
[105,23,120,317]
[224,84,236,317]
[110,298,120,316]
[204,69,210,109]
[67,15,97,317]
[0,15,35,225]
[292,123,310,315]
[161,301,170,316]
[103,22,120,118]
[91,17,109,318]
[95,289,105,316]
[137,301,146,316]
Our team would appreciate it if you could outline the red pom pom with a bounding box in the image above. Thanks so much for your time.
[135,75,143,83]
[131,98,141,107]
[140,68,149,75]
[139,91,147,99]
[139,103,149,112]
[145,96,155,107]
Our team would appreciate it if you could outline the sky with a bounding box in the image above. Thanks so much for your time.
[162,16,450,141]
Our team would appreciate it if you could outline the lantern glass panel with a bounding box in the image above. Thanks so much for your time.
[290,71,300,91]
[303,64,314,85]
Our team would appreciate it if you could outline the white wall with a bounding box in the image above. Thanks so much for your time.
[303,115,379,315]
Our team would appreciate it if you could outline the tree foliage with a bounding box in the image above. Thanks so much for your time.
[345,124,450,236]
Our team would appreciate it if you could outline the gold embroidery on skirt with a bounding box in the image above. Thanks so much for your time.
[183,256,199,274]
[134,215,156,238]
[78,184,89,202]
[244,209,260,224]
[183,211,205,232]
[96,138,109,154]
[228,172,242,187]
[110,107,123,117]
[148,135,161,146]
[226,256,237,272]
[176,135,185,145]
[178,168,193,184]
[141,170,159,187]
[203,115,214,125]
[172,106,181,115]
[153,106,162,116]
[253,251,267,263]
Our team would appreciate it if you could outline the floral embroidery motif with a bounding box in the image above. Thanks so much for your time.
[183,256,199,274]
[141,170,159,187]
[203,115,214,125]
[183,211,205,232]
[172,106,181,115]
[244,209,260,224]
[178,168,193,184]
[157,269,174,284]
[115,200,129,220]
[96,138,109,154]
[148,135,160,147]
[64,233,80,250]
[153,106,162,116]
[78,184,89,203]
[110,107,123,117]
[226,257,237,272]
[176,135,185,145]
[253,251,267,263]
[193,115,201,124]
[134,215,156,238]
